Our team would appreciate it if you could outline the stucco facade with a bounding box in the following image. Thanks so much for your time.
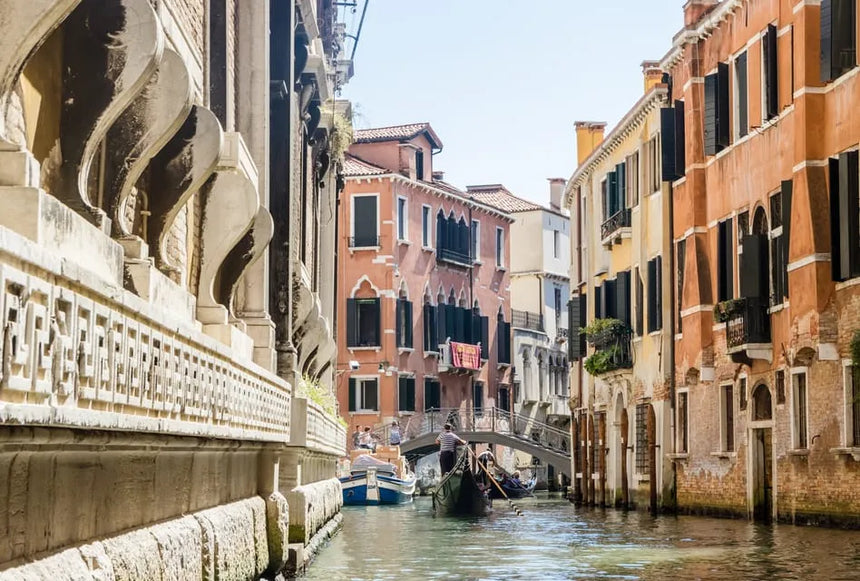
[337,124,513,437]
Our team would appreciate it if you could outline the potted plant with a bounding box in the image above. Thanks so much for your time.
[714,298,746,323]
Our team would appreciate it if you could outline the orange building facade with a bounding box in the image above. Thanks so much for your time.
[336,123,513,432]
[664,0,860,526]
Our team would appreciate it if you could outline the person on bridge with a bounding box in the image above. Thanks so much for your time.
[436,423,467,475]
[389,421,402,446]
[359,427,374,450]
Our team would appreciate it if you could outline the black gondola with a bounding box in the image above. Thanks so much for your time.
[432,449,491,517]
[487,477,536,499]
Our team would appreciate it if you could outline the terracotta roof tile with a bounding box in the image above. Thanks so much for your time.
[342,154,388,177]
[353,123,442,148]
[466,185,543,213]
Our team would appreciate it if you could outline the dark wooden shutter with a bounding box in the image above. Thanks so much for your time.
[830,157,843,280]
[771,235,786,301]
[718,219,734,302]
[607,171,619,217]
[822,0,834,82]
[833,0,857,78]
[567,299,578,359]
[408,377,416,411]
[595,285,603,319]
[704,73,718,155]
[405,301,413,348]
[616,270,631,327]
[348,377,357,411]
[660,107,677,180]
[655,256,663,330]
[764,25,778,119]
[481,316,489,360]
[674,100,686,176]
[837,151,860,280]
[741,235,770,298]
[346,298,357,347]
[579,293,588,355]
[717,63,730,150]
[436,212,446,251]
[603,280,616,320]
[782,179,793,297]
[647,259,657,332]
[635,269,644,336]
[736,52,749,136]
[616,163,627,212]
[372,299,381,346]
[396,299,403,347]
[353,196,378,244]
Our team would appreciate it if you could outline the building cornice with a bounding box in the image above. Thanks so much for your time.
[564,86,669,207]
[345,173,515,222]
[658,0,744,71]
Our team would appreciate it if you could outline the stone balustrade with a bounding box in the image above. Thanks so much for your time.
[0,223,291,442]
[289,397,346,456]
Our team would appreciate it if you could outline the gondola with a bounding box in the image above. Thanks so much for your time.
[487,477,536,499]
[431,449,491,517]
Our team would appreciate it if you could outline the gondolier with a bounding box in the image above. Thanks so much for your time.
[436,423,467,475]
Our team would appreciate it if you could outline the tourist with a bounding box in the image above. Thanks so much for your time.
[351,426,361,449]
[389,421,402,446]
[359,426,374,450]
[510,471,523,488]
[435,423,466,475]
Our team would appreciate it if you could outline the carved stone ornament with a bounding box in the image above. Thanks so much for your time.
[147,105,222,275]
[0,0,82,149]
[219,205,274,319]
[48,0,163,225]
[103,48,192,238]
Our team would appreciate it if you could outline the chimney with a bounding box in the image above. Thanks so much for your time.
[641,60,664,93]
[548,178,566,211]
[683,0,719,27]
[432,170,445,181]
[575,121,607,165]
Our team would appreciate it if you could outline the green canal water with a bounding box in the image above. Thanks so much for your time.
[301,494,860,581]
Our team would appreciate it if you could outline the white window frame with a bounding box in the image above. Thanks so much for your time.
[397,196,408,242]
[354,376,380,413]
[471,219,481,262]
[495,227,505,268]
[350,193,380,248]
[842,361,860,447]
[720,382,734,452]
[790,367,810,450]
[422,204,432,248]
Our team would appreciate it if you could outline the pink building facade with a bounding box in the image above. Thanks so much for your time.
[337,123,513,431]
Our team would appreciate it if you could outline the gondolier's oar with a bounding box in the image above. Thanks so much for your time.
[466,446,524,517]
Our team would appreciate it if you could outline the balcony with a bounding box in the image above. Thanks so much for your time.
[601,208,631,244]
[719,297,772,363]
[512,309,544,332]
[436,247,473,267]
[348,235,380,249]
[582,319,633,376]
[556,327,569,343]
[438,340,484,374]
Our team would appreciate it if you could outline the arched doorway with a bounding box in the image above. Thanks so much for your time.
[614,392,629,508]
[750,382,773,522]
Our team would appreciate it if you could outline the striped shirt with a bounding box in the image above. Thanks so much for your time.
[437,431,462,451]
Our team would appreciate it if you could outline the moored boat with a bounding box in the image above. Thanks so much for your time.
[487,477,536,499]
[340,449,416,505]
[432,449,491,517]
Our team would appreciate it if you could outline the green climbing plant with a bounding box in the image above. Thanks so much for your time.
[584,346,621,376]
[580,318,627,348]
[714,298,746,323]
[296,375,346,427]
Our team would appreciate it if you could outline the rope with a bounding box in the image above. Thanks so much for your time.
[466,446,524,517]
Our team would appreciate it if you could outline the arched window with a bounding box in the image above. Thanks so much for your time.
[436,210,446,251]
[753,383,772,420]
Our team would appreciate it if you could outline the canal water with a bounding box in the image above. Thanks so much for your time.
[302,494,860,580]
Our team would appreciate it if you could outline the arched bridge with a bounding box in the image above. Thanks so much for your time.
[391,408,572,477]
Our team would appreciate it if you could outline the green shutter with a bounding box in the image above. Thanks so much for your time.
[346,299,357,347]
[348,378,356,412]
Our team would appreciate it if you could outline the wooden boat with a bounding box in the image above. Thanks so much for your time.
[340,448,416,505]
[488,477,536,499]
[432,450,491,517]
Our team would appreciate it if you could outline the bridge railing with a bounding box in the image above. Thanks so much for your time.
[394,407,571,455]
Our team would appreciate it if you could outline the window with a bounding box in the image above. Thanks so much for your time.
[415,149,425,180]
[771,185,791,303]
[554,287,562,324]
[635,404,649,474]
[734,51,748,139]
[829,151,859,282]
[704,63,730,156]
[627,151,640,207]
[739,376,748,411]
[553,230,561,258]
[424,378,441,410]
[647,256,663,332]
[820,0,857,83]
[717,218,734,302]
[642,136,661,193]
[346,298,381,347]
[497,310,511,365]
[423,302,438,352]
[495,227,505,267]
[792,370,809,449]
[600,178,608,223]
[422,205,432,247]
[567,295,585,361]
[660,101,685,181]
[676,240,686,333]
[721,384,734,452]
[473,382,484,416]
[397,197,407,241]
[844,364,860,447]
[615,270,631,327]
[498,386,510,412]
[436,211,472,266]
[762,24,778,121]
[398,375,416,412]
[471,220,480,261]
[351,195,378,248]
[396,298,413,348]
[678,391,689,453]
[348,377,379,412]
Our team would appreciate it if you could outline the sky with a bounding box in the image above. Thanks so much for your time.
[340,1,684,205]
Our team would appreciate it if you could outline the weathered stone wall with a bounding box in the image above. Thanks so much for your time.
[286,477,342,545]
[0,497,274,581]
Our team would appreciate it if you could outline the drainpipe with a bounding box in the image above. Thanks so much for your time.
[667,174,678,514]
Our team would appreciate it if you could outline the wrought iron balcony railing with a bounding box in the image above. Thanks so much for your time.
[436,247,473,267]
[511,309,544,332]
[601,208,631,241]
[725,297,771,349]
[348,235,380,248]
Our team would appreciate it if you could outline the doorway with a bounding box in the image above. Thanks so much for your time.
[750,382,774,522]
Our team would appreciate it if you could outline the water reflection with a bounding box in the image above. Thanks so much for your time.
[301,495,860,580]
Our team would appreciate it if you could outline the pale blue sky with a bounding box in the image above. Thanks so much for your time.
[341,1,684,204]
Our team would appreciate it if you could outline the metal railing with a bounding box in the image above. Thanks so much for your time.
[726,297,771,349]
[348,235,380,248]
[394,406,571,455]
[601,208,631,240]
[436,247,473,266]
[511,309,544,332]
